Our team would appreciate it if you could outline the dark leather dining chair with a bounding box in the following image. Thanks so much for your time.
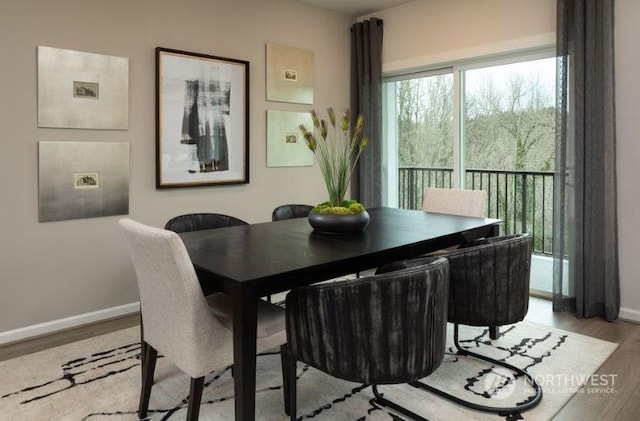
[377,233,542,415]
[271,204,314,221]
[165,212,248,233]
[165,213,248,297]
[281,257,449,421]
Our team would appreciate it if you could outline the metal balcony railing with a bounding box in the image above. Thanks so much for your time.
[398,167,555,254]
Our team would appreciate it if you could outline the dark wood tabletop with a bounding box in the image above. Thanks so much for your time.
[179,207,501,421]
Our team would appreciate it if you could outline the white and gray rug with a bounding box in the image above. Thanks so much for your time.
[0,321,617,421]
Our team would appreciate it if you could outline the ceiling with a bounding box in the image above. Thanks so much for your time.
[298,0,416,16]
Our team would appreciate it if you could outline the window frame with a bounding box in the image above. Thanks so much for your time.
[382,45,557,203]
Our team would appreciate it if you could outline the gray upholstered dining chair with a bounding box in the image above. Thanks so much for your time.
[271,204,314,221]
[421,187,488,259]
[376,233,542,415]
[119,218,286,421]
[422,187,487,217]
[281,257,449,421]
[165,212,248,233]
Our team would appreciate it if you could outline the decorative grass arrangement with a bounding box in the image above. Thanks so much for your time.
[299,108,368,214]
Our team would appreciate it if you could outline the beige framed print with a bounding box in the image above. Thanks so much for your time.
[266,43,314,104]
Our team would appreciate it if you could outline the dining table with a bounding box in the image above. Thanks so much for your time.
[178,206,501,421]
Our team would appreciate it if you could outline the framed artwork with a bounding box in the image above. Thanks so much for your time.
[266,43,314,104]
[38,141,130,222]
[156,47,249,188]
[267,110,314,167]
[37,46,129,129]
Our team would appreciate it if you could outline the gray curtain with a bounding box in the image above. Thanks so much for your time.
[554,0,619,321]
[350,18,383,208]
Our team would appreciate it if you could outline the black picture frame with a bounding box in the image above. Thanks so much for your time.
[156,47,249,188]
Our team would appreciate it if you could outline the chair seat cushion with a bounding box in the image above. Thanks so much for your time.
[206,293,285,338]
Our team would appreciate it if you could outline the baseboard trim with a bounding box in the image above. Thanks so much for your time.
[619,306,640,324]
[0,302,140,346]
[2,301,636,346]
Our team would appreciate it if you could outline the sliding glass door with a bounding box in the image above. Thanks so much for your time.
[383,50,556,293]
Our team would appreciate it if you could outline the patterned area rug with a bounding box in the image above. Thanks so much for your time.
[0,321,617,420]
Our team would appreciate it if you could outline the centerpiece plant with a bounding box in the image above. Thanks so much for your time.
[299,107,369,215]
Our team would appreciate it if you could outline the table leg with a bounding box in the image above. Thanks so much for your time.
[488,224,500,339]
[232,288,258,421]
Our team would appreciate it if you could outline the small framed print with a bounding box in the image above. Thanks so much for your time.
[285,133,298,144]
[266,43,314,104]
[73,82,99,99]
[156,47,250,188]
[283,68,298,82]
[73,172,100,189]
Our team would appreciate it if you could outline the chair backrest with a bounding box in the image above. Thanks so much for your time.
[378,233,533,327]
[286,257,449,385]
[422,188,487,217]
[272,204,314,221]
[165,212,248,233]
[119,218,231,378]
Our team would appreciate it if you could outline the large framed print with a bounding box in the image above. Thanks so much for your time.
[156,47,249,188]
[37,46,129,129]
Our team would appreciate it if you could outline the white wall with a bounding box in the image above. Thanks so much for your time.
[3,0,637,341]
[615,0,640,322]
[367,0,640,321]
[0,0,353,335]
[362,0,556,73]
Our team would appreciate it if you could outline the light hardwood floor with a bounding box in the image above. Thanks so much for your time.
[0,314,139,363]
[1,297,638,420]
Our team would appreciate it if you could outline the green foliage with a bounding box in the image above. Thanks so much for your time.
[299,108,369,208]
[313,200,366,215]
[395,69,555,173]
[396,76,454,168]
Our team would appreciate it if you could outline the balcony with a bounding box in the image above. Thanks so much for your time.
[398,166,557,293]
[398,166,555,254]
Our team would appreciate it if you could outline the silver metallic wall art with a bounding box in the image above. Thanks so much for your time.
[38,141,130,222]
[266,110,314,167]
[37,46,129,129]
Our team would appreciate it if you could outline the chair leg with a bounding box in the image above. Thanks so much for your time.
[411,323,542,415]
[371,385,429,421]
[139,314,146,384]
[489,325,499,339]
[138,342,157,419]
[187,377,205,421]
[280,344,290,415]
